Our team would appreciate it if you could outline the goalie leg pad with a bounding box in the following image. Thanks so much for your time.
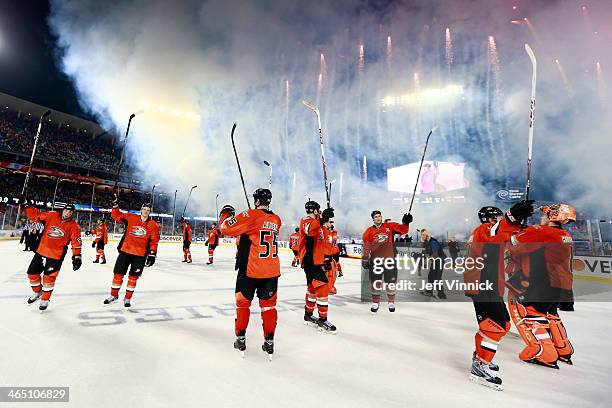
[509,301,559,368]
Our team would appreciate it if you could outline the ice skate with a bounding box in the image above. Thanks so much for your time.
[317,318,337,334]
[103,295,118,305]
[469,356,503,391]
[27,292,41,304]
[234,336,246,358]
[123,298,131,308]
[262,339,274,361]
[39,300,50,312]
[370,302,380,315]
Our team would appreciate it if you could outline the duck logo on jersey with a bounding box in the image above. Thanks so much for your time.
[375,233,388,243]
[129,226,148,237]
[46,226,66,239]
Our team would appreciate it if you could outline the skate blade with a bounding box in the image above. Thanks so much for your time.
[469,374,503,391]
[317,327,338,335]
[263,351,273,362]
[559,356,573,365]
[304,321,319,327]
[523,358,559,369]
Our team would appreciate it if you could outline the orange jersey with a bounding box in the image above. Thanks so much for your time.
[508,225,573,290]
[111,208,160,257]
[220,209,282,279]
[330,230,340,255]
[464,217,522,297]
[323,226,334,256]
[207,228,220,246]
[94,224,108,244]
[183,224,192,243]
[362,222,409,260]
[289,233,299,250]
[24,207,82,260]
[298,216,326,266]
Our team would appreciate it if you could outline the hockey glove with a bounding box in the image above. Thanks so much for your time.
[111,193,119,207]
[506,269,529,296]
[72,255,82,271]
[324,256,332,271]
[402,213,413,225]
[145,252,156,267]
[506,200,535,225]
[361,256,370,271]
[91,241,96,248]
[321,207,335,223]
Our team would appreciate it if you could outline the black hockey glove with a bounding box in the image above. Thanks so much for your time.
[324,256,332,271]
[111,193,119,207]
[72,255,82,271]
[18,195,29,206]
[506,200,535,225]
[145,252,156,267]
[91,241,96,248]
[402,213,413,225]
[321,207,335,223]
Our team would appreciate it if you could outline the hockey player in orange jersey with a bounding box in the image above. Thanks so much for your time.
[464,200,534,390]
[299,200,336,333]
[92,219,108,264]
[104,195,160,307]
[289,227,300,267]
[206,223,220,264]
[180,218,193,263]
[506,203,576,369]
[22,201,82,311]
[361,210,412,313]
[219,188,282,360]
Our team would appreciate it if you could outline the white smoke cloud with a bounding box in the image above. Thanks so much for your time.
[48,0,611,239]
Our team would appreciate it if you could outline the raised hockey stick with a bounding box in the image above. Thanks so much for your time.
[113,113,137,192]
[302,100,331,208]
[408,126,438,214]
[524,43,537,201]
[182,185,197,218]
[231,123,251,209]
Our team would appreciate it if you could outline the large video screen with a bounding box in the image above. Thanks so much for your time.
[387,161,469,194]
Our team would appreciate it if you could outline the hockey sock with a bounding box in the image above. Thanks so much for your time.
[41,272,58,301]
[208,249,214,263]
[260,293,278,339]
[475,318,508,364]
[111,273,124,297]
[28,274,42,293]
[315,284,330,319]
[125,275,139,300]
[305,285,316,315]
[372,294,381,304]
[235,292,252,336]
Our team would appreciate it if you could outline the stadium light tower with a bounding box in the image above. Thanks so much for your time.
[151,183,160,213]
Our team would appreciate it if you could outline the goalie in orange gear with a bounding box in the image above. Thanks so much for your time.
[506,203,576,369]
[92,219,108,264]
[219,188,282,360]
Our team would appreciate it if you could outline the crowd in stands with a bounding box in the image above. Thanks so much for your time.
[0,108,133,176]
[2,169,172,214]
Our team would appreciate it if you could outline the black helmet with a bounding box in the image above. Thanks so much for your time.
[253,188,272,205]
[295,227,299,233]
[371,210,381,219]
[478,206,503,224]
[305,200,320,213]
[64,203,75,211]
[141,202,152,209]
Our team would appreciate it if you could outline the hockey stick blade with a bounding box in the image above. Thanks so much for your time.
[302,100,318,112]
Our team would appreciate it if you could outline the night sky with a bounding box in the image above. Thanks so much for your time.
[0,0,87,118]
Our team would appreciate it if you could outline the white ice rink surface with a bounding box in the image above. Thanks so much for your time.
[1,240,611,408]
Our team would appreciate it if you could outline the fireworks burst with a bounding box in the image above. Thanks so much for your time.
[386,35,392,68]
[445,27,453,68]
[555,59,574,98]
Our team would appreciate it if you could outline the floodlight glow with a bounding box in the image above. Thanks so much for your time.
[141,100,201,121]
[381,84,464,107]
